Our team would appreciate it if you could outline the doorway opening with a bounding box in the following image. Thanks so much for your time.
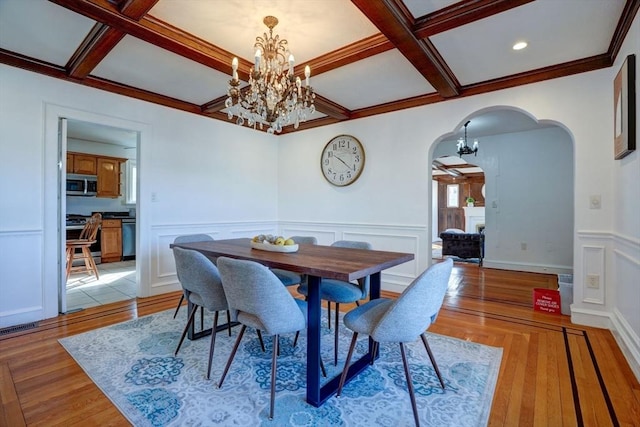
[62,119,139,312]
[432,156,485,263]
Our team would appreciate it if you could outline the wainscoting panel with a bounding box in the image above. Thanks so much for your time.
[149,221,428,296]
[611,233,640,380]
[148,222,278,295]
[280,221,428,293]
[582,244,606,305]
[0,230,45,328]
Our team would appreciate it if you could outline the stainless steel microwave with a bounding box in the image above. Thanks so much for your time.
[66,174,97,196]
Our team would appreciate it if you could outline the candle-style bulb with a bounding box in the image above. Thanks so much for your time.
[288,54,294,75]
[304,65,310,86]
[254,49,261,71]
[231,57,238,80]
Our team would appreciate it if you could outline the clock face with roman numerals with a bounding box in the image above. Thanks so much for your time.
[320,135,365,186]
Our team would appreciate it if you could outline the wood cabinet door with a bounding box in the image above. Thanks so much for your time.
[66,153,74,173]
[73,154,97,175]
[97,158,121,198]
[101,221,122,263]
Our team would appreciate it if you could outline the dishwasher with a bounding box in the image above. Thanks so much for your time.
[122,219,136,260]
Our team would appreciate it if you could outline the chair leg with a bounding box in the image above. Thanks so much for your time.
[65,247,73,281]
[175,304,198,356]
[293,331,300,348]
[81,246,99,279]
[400,342,420,427]
[269,334,279,420]
[337,332,359,397]
[218,325,246,388]
[172,293,185,319]
[257,329,266,352]
[86,247,99,279]
[334,302,340,366]
[206,311,219,380]
[370,341,379,365]
[327,301,331,330]
[200,306,204,331]
[226,310,232,337]
[420,333,445,389]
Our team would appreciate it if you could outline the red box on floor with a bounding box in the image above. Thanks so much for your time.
[533,288,561,314]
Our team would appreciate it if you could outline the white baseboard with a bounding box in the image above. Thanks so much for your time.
[571,306,640,382]
[483,259,572,274]
[611,308,640,382]
[570,306,613,329]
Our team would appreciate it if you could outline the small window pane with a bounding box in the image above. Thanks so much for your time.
[125,159,136,204]
[447,184,459,207]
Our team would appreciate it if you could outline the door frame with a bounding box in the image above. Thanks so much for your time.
[44,104,150,318]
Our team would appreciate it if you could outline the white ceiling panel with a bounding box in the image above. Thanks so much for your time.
[0,0,95,67]
[92,35,229,105]
[0,0,630,135]
[431,0,626,85]
[68,119,138,148]
[149,0,379,64]
[312,49,435,110]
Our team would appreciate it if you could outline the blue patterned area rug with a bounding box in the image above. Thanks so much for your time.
[59,309,502,426]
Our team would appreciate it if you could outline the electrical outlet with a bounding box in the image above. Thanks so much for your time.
[151,192,158,202]
[521,242,527,250]
[589,195,601,209]
[586,274,600,289]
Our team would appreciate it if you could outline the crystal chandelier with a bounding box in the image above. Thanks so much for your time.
[456,120,479,157]
[225,16,315,134]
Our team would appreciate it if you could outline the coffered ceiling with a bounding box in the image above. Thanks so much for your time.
[1,0,637,136]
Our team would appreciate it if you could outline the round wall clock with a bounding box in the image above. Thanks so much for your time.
[320,135,365,186]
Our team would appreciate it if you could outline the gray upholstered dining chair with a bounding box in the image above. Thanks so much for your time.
[172,234,215,319]
[297,240,372,365]
[216,256,314,420]
[272,235,318,287]
[336,258,454,427]
[172,247,230,380]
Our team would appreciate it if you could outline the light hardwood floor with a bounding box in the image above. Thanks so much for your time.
[1,262,639,426]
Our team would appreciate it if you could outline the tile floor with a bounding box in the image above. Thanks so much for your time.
[66,260,136,311]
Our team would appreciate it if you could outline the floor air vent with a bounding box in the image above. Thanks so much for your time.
[0,321,39,336]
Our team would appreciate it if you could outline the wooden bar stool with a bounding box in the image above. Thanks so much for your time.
[66,213,102,281]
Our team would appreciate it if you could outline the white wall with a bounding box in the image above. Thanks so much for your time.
[276,17,639,375]
[0,12,638,378]
[433,126,574,274]
[0,63,279,328]
[608,11,640,380]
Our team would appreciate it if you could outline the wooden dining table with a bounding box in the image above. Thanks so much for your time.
[170,237,414,407]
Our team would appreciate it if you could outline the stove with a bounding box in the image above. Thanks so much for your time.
[66,215,89,227]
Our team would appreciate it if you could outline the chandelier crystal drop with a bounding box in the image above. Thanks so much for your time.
[456,120,479,157]
[225,16,315,134]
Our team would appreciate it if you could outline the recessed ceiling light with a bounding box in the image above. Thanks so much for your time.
[513,41,528,51]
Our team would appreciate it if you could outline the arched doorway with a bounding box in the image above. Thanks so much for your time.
[430,107,574,275]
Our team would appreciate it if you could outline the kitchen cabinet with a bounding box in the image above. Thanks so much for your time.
[67,153,97,175]
[67,152,125,198]
[97,157,122,198]
[101,219,122,263]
